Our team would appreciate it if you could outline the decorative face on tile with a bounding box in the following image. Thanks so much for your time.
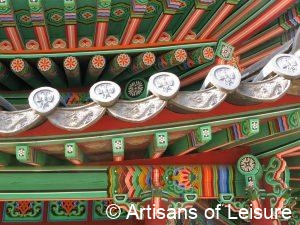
[273,54,300,78]
[29,87,60,115]
[208,65,241,92]
[148,72,180,100]
[90,81,121,107]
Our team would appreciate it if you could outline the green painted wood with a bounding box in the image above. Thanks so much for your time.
[220,0,276,40]
[285,156,300,168]
[101,53,131,80]
[0,191,107,201]
[0,166,108,199]
[10,0,36,43]
[65,142,85,164]
[16,145,66,166]
[0,152,14,166]
[63,56,81,87]
[290,181,300,189]
[241,36,282,59]
[43,0,65,44]
[77,0,96,42]
[220,123,271,150]
[0,62,25,90]
[116,52,156,82]
[36,57,67,88]
[255,139,300,159]
[85,55,106,85]
[112,137,124,161]
[107,0,130,39]
[138,1,163,39]
[193,0,225,33]
[147,131,168,158]
[0,170,108,191]
[290,170,300,178]
[167,126,211,156]
[166,0,195,36]
[251,132,300,156]
[10,58,48,88]
[197,129,229,152]
[213,0,253,34]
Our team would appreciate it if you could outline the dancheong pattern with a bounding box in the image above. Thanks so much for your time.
[3,201,43,222]
[108,165,235,198]
[48,200,88,221]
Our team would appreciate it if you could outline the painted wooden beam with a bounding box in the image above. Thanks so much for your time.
[0,0,24,50]
[147,131,168,159]
[235,26,285,55]
[181,64,213,87]
[148,14,173,44]
[211,0,263,39]
[65,142,85,165]
[120,0,148,45]
[28,0,51,50]
[179,47,215,70]
[116,52,156,82]
[121,18,143,46]
[235,8,300,56]
[286,157,300,168]
[252,133,300,158]
[226,0,295,46]
[0,168,108,200]
[166,126,212,156]
[37,57,67,88]
[94,0,112,47]
[0,152,14,166]
[112,137,125,161]
[220,124,271,151]
[84,55,106,85]
[221,111,300,153]
[139,49,187,78]
[16,145,62,166]
[64,0,77,48]
[198,119,259,153]
[174,9,205,42]
[63,56,81,87]
[101,54,131,80]
[239,45,280,68]
[10,58,46,88]
[198,2,238,39]
[0,61,24,90]
[94,22,109,47]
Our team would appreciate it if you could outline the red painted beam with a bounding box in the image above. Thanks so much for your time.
[181,64,213,87]
[199,3,236,40]
[211,0,263,39]
[66,24,77,48]
[148,14,173,44]
[174,9,205,42]
[34,26,51,50]
[94,22,109,47]
[239,45,280,68]
[4,27,23,50]
[227,0,296,46]
[121,18,142,45]
[235,26,285,55]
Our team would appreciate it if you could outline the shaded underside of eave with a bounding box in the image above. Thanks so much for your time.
[0,0,296,92]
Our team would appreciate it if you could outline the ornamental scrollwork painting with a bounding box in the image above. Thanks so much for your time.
[3,201,43,222]
[48,200,88,221]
